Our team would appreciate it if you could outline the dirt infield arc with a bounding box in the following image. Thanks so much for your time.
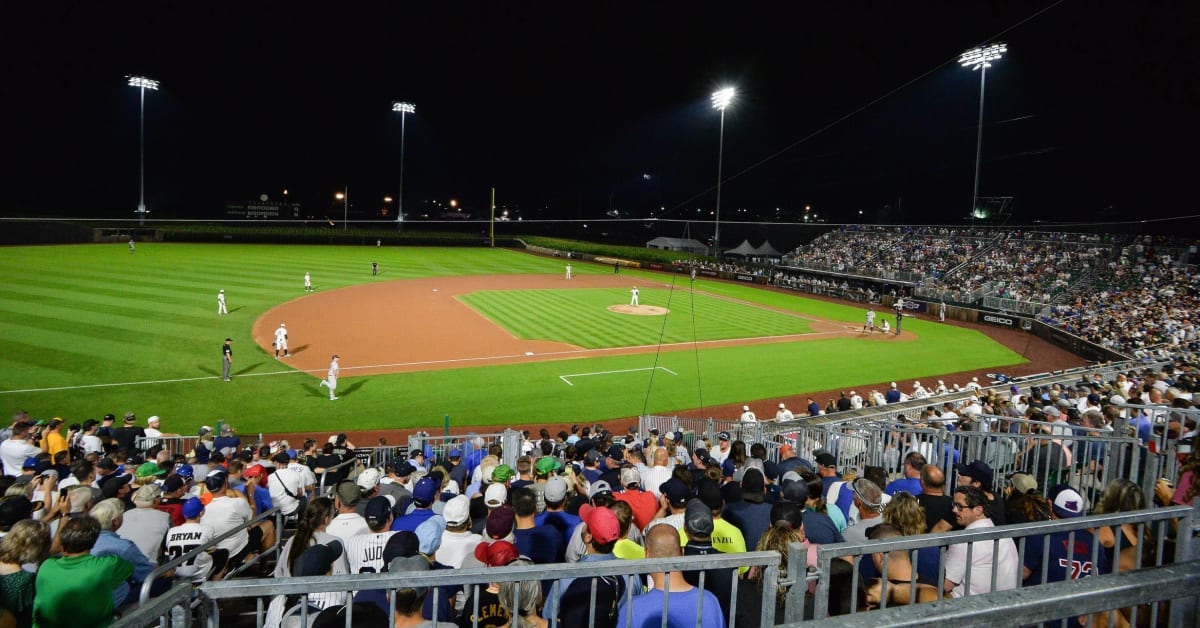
[253,274,882,378]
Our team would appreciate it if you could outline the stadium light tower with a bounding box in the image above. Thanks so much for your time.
[959,43,1006,217]
[127,75,159,226]
[711,87,735,255]
[392,101,415,230]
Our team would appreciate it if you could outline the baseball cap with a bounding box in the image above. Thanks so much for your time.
[147,415,160,425]
[588,480,614,500]
[364,496,392,527]
[198,425,213,436]
[1107,394,1127,406]
[474,540,520,567]
[535,456,559,475]
[412,477,438,505]
[485,505,516,540]
[606,445,624,461]
[357,468,383,491]
[383,531,420,565]
[387,555,431,595]
[205,470,228,491]
[392,460,417,478]
[619,466,641,488]
[491,465,514,483]
[176,464,195,479]
[0,496,43,528]
[578,504,620,544]
[441,480,460,498]
[135,462,166,478]
[21,458,37,471]
[448,448,462,459]
[182,496,205,519]
[696,481,724,511]
[334,480,363,506]
[544,476,568,503]
[741,468,766,502]
[1008,472,1038,495]
[584,450,602,464]
[123,412,137,424]
[96,457,117,471]
[954,460,994,491]
[484,483,508,508]
[664,431,676,441]
[815,451,837,469]
[443,495,471,526]
[1049,484,1085,518]
[782,477,810,503]
[416,517,445,555]
[684,499,715,537]
[100,473,132,499]
[718,431,731,441]
[779,444,795,458]
[660,478,690,507]
[163,475,186,493]
[243,464,265,479]
[294,541,344,577]
[743,405,750,412]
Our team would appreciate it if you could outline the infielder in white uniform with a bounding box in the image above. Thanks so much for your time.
[319,354,340,400]
[304,272,313,292]
[565,264,572,280]
[217,290,228,315]
[630,287,639,306]
[274,323,290,358]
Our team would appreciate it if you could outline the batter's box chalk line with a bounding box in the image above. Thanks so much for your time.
[559,366,678,387]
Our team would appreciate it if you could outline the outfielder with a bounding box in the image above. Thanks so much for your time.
[565,264,572,280]
[630,286,639,306]
[274,323,290,358]
[939,301,946,322]
[217,289,228,315]
[304,272,313,292]
[319,354,340,400]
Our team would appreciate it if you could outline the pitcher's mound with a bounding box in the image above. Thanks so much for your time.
[609,304,669,316]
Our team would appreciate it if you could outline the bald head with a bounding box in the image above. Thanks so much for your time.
[645,523,683,559]
[920,464,945,492]
[653,447,669,466]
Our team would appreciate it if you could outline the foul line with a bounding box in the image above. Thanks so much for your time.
[1,331,842,395]
[560,366,678,387]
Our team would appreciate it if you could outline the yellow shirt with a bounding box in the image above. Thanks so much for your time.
[679,517,748,574]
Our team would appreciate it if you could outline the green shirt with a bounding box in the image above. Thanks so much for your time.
[34,553,133,628]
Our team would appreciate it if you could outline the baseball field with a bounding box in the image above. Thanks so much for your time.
[0,242,1031,435]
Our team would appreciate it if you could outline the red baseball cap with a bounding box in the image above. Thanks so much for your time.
[244,464,265,479]
[579,504,620,544]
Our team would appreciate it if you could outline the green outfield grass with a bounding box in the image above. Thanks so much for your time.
[458,288,813,348]
[0,243,1027,435]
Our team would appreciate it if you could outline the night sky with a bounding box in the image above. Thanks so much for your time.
[3,2,1197,228]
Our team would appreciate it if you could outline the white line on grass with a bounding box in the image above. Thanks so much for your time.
[560,366,678,387]
[3,331,841,395]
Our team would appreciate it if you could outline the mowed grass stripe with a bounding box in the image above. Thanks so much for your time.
[460,288,812,349]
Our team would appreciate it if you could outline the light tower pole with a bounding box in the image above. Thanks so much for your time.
[711,87,735,256]
[392,101,415,230]
[959,43,1006,217]
[127,75,159,226]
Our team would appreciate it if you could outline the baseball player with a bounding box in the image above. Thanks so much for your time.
[221,338,233,381]
[274,323,290,358]
[865,308,876,333]
[630,286,639,306]
[304,272,312,292]
[371,261,378,276]
[319,354,340,400]
[128,238,135,254]
[565,263,572,280]
[881,319,891,334]
[217,289,228,315]
[939,301,947,322]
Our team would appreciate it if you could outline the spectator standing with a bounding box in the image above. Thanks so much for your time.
[884,452,926,497]
[0,422,41,477]
[616,523,725,628]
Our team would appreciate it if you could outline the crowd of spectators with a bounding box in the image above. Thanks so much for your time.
[1,358,1194,625]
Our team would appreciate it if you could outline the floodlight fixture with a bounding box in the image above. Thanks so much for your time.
[959,44,1006,71]
[127,75,159,90]
[710,87,736,254]
[961,43,1007,218]
[392,101,416,228]
[127,75,159,225]
[711,87,735,111]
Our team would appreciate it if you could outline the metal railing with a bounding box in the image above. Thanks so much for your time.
[981,295,1049,316]
[115,581,198,628]
[810,505,1194,621]
[788,559,1200,627]
[197,550,782,627]
[139,506,284,604]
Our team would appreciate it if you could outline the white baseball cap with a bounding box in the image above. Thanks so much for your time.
[147,415,160,425]
[356,468,382,491]
[484,483,507,508]
[779,403,786,409]
[743,405,750,411]
[443,495,471,525]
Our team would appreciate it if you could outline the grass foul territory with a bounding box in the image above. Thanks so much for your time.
[0,243,1026,435]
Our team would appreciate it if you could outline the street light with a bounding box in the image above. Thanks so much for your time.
[711,87,735,255]
[392,101,415,230]
[127,75,159,226]
[335,189,348,230]
[960,43,1006,217]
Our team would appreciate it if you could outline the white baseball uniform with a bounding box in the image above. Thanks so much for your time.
[320,357,340,400]
[304,272,312,292]
[630,287,639,306]
[565,264,572,279]
[217,291,227,315]
[274,324,289,357]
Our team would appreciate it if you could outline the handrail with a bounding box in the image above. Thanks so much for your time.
[115,581,196,628]
[787,559,1200,627]
[315,455,360,494]
[139,505,283,604]
[199,551,782,628]
[811,505,1194,619]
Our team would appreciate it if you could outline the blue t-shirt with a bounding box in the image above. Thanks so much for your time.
[801,510,844,545]
[391,508,436,532]
[616,587,726,628]
[236,484,273,516]
[883,477,923,497]
[1023,529,1109,586]
[514,526,563,565]
[821,477,855,522]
